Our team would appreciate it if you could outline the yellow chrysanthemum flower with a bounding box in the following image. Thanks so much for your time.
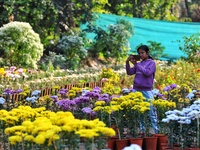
[9,135,22,145]
[62,125,73,132]
[96,127,116,137]
[34,134,45,144]
[75,129,99,138]
[93,106,103,112]
[24,135,35,142]
[95,101,106,106]
[22,121,34,133]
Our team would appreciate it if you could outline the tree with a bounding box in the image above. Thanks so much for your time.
[0,0,58,47]
[86,18,134,64]
[107,0,180,21]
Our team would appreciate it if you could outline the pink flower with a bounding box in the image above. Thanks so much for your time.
[10,66,16,72]
[101,78,108,82]
[17,68,24,74]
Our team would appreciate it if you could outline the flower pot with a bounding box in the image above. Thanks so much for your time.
[160,143,170,150]
[107,137,118,150]
[115,139,130,150]
[153,134,169,150]
[143,137,158,150]
[129,138,143,148]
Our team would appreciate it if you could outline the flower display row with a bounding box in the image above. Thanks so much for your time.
[0,106,115,150]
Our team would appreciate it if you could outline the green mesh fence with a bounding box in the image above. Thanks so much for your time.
[81,14,200,61]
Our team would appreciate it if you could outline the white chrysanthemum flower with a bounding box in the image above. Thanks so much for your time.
[187,110,200,118]
[194,99,200,104]
[167,114,179,121]
[190,105,200,110]
[173,109,182,114]
[31,90,41,96]
[123,144,142,150]
[0,97,5,104]
[182,108,191,114]
[165,110,175,115]
[162,118,170,123]
[178,119,191,124]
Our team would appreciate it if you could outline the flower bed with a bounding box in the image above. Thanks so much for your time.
[0,61,199,149]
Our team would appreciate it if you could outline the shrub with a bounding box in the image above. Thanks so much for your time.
[57,34,87,69]
[178,33,200,63]
[0,21,44,68]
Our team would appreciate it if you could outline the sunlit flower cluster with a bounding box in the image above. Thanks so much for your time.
[0,106,115,146]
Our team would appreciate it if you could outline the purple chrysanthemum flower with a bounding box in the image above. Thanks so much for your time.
[74,96,90,105]
[58,88,68,95]
[10,90,17,95]
[98,94,110,103]
[156,93,167,100]
[82,107,96,116]
[157,93,164,98]
[56,99,76,111]
[3,88,11,95]
[16,89,23,93]
[170,84,177,89]
[84,91,100,99]
[50,95,59,102]
[92,86,101,93]
[163,86,171,92]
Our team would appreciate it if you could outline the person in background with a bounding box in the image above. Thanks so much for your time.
[125,45,159,134]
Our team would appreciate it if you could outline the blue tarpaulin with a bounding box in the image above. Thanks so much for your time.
[81,14,200,60]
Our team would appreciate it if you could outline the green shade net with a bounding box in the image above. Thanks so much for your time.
[81,14,200,60]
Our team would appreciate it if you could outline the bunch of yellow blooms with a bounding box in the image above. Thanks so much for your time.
[0,106,115,148]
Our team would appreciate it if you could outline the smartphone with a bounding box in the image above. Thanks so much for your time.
[130,54,140,61]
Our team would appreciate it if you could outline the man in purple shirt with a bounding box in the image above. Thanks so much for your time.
[126,45,159,134]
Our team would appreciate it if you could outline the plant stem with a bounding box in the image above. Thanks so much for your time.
[113,117,121,140]
[197,117,199,148]
[180,123,183,150]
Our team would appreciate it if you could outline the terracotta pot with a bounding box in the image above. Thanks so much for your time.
[160,143,170,150]
[143,137,158,150]
[129,138,143,148]
[115,139,130,150]
[107,137,118,150]
[153,134,169,150]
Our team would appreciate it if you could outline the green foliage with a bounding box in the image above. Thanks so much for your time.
[107,0,180,21]
[178,32,200,63]
[91,0,111,13]
[0,0,58,47]
[141,0,179,21]
[135,41,166,60]
[52,0,95,28]
[147,41,167,59]
[87,18,133,63]
[39,52,67,70]
[0,21,44,68]
[57,33,87,69]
